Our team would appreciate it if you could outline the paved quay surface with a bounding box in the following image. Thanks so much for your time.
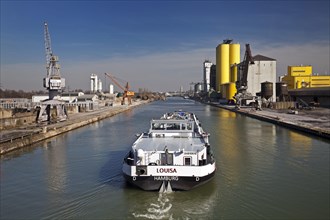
[210,102,330,139]
[0,100,149,154]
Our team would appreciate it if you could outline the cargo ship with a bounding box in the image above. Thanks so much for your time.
[122,111,216,191]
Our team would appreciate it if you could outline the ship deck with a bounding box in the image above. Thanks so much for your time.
[133,136,206,152]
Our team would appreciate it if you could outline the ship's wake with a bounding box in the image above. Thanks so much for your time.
[159,181,173,193]
[130,180,218,219]
[132,192,173,219]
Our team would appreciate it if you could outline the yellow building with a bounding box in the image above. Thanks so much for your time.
[281,65,330,89]
[288,65,312,76]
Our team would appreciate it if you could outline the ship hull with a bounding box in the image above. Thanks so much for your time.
[123,164,216,191]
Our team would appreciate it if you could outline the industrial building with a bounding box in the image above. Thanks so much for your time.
[281,65,330,89]
[279,65,330,108]
[194,82,203,94]
[214,39,277,103]
[212,39,329,108]
[90,73,103,93]
[203,60,213,92]
[238,54,277,101]
[109,84,114,94]
[288,87,330,108]
[0,98,31,109]
[61,92,84,103]
[210,64,216,91]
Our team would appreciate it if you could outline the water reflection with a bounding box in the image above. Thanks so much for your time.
[44,136,68,193]
[287,131,312,158]
[217,109,236,118]
[214,111,281,189]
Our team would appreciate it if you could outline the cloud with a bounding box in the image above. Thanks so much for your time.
[1,42,329,92]
[61,48,215,92]
[1,48,213,92]
[252,41,330,76]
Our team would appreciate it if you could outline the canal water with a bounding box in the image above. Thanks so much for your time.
[1,97,329,219]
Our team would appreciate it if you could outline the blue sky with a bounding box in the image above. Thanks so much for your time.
[1,0,329,92]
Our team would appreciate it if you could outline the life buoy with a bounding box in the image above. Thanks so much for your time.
[139,169,146,175]
[196,177,200,182]
[133,176,136,181]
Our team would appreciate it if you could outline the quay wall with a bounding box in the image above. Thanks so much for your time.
[0,108,12,118]
[0,101,149,155]
[0,115,36,130]
[0,109,36,130]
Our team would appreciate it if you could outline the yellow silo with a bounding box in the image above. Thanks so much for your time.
[229,43,240,83]
[226,82,236,101]
[221,82,237,102]
[219,44,230,91]
[216,41,240,96]
[229,44,240,66]
[230,64,238,83]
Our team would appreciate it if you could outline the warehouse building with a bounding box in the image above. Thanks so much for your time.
[281,65,330,89]
[237,54,277,101]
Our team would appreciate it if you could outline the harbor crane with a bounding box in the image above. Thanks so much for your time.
[37,22,67,123]
[43,22,65,99]
[104,73,135,105]
[234,44,256,109]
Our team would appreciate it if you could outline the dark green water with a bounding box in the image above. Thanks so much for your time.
[1,97,329,219]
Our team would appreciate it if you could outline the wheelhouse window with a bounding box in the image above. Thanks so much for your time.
[180,123,193,131]
[187,123,193,130]
[152,121,192,131]
[181,123,186,130]
[152,123,165,130]
[161,152,173,165]
[166,123,180,130]
[184,157,191,166]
